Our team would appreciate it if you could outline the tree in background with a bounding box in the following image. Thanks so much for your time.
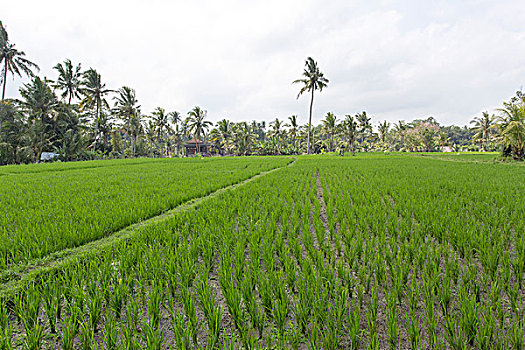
[53,59,82,108]
[496,92,525,159]
[186,106,212,155]
[470,112,495,151]
[81,69,112,151]
[0,21,39,100]
[293,57,329,154]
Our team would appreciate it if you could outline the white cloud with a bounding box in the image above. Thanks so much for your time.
[2,0,525,127]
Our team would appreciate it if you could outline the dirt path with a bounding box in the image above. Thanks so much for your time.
[0,158,296,298]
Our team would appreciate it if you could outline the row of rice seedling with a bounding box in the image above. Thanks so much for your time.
[0,157,290,270]
[0,154,522,349]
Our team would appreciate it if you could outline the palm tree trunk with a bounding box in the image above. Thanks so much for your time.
[94,99,100,152]
[307,89,314,154]
[2,64,7,101]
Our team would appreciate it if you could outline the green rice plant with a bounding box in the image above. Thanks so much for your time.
[110,277,128,320]
[41,278,62,334]
[307,318,321,350]
[23,318,44,350]
[386,291,398,350]
[475,306,495,350]
[103,315,119,350]
[142,319,164,350]
[345,301,362,350]
[14,285,41,334]
[86,283,102,333]
[510,316,524,350]
[195,269,223,347]
[366,288,379,334]
[147,281,163,330]
[287,321,302,350]
[366,332,380,350]
[60,304,79,350]
[406,310,423,350]
[168,299,192,350]
[0,301,13,350]
[458,285,478,346]
[122,319,139,350]
[438,276,451,317]
[79,318,95,350]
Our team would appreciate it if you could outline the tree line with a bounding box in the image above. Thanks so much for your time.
[1,21,524,164]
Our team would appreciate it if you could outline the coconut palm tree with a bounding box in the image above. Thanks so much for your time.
[470,112,494,151]
[210,119,231,155]
[186,106,212,154]
[80,69,112,151]
[53,59,83,108]
[322,112,338,152]
[0,21,40,101]
[113,86,140,154]
[18,76,59,162]
[378,120,390,144]
[288,115,299,151]
[356,111,372,143]
[293,57,329,154]
[169,110,181,125]
[151,107,172,156]
[342,114,358,154]
[497,101,525,159]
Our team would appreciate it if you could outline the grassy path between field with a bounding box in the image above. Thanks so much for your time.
[0,157,296,299]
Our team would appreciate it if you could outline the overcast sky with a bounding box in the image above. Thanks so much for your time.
[2,0,525,127]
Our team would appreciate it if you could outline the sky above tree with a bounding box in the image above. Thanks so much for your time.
[2,0,525,126]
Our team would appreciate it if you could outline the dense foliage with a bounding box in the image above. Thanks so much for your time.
[2,21,523,164]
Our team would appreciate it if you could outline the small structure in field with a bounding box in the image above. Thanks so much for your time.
[184,138,210,156]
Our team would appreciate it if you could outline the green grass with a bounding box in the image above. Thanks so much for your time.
[0,156,290,270]
[0,154,523,349]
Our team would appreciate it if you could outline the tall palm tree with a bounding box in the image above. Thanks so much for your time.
[53,59,82,107]
[210,119,231,154]
[0,22,39,101]
[288,115,299,151]
[470,111,494,151]
[169,110,181,125]
[151,107,171,156]
[378,120,390,144]
[322,112,338,152]
[342,114,358,154]
[113,86,140,154]
[18,76,59,162]
[80,68,112,151]
[186,106,212,154]
[293,57,329,154]
[356,111,372,145]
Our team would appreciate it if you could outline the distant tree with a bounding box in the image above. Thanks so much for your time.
[151,107,171,156]
[356,111,372,145]
[496,94,525,159]
[341,114,358,154]
[378,120,390,144]
[0,21,40,101]
[113,86,140,155]
[288,115,299,151]
[293,57,329,154]
[210,119,231,154]
[186,106,212,154]
[470,112,494,151]
[322,112,338,152]
[18,76,58,161]
[169,110,181,125]
[53,59,83,107]
[81,69,112,151]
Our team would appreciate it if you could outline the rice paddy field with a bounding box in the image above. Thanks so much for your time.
[0,154,524,349]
